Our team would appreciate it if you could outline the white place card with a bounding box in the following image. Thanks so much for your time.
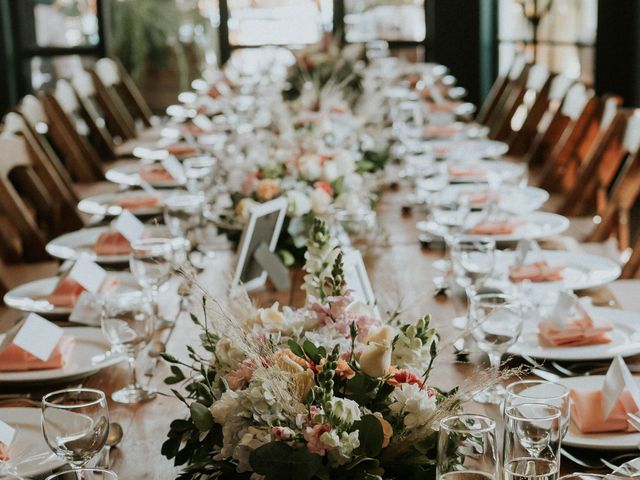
[602,356,640,419]
[161,156,186,183]
[548,291,575,327]
[515,239,532,266]
[69,291,102,326]
[69,255,107,294]
[112,210,145,244]
[0,420,15,448]
[11,313,64,361]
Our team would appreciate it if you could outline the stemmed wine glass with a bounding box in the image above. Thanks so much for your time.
[46,469,118,479]
[437,414,498,479]
[429,198,471,273]
[129,237,174,327]
[101,291,155,403]
[41,389,109,471]
[505,380,570,438]
[469,292,523,404]
[503,404,562,480]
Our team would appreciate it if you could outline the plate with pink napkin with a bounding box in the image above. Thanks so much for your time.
[78,190,170,217]
[0,327,124,384]
[554,375,640,450]
[509,307,640,361]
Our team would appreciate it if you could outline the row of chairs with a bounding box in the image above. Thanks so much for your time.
[477,54,640,277]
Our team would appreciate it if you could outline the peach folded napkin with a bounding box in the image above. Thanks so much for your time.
[0,442,7,461]
[93,231,132,256]
[425,124,457,138]
[538,311,613,347]
[0,335,75,372]
[448,165,488,178]
[166,143,200,159]
[139,165,175,183]
[509,261,565,282]
[570,389,638,433]
[462,191,500,207]
[470,219,523,235]
[47,275,119,308]
[112,194,161,211]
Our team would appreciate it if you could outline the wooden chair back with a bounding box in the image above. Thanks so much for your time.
[476,54,526,125]
[40,86,105,182]
[559,107,634,216]
[493,63,552,142]
[484,56,531,136]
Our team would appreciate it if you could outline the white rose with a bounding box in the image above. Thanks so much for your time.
[286,190,312,217]
[210,389,240,424]
[321,160,339,182]
[328,398,362,427]
[214,338,247,370]
[334,192,362,213]
[359,325,397,377]
[309,188,332,215]
[334,151,356,176]
[389,383,437,429]
[320,430,360,466]
[299,154,322,180]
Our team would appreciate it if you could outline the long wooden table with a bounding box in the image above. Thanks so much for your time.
[2,187,637,479]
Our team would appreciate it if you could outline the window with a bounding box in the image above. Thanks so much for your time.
[344,0,426,43]
[34,0,100,48]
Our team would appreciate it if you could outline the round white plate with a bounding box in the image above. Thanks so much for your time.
[78,191,170,217]
[493,250,620,291]
[554,375,640,450]
[446,159,526,184]
[509,308,640,361]
[431,139,509,159]
[0,408,66,477]
[3,273,141,316]
[46,227,128,264]
[105,163,184,188]
[424,122,489,140]
[417,211,570,243]
[440,184,549,213]
[0,327,124,384]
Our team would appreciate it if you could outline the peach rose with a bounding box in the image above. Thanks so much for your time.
[255,179,281,201]
[373,412,393,448]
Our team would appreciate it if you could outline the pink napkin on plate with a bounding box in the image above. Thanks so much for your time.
[112,194,161,211]
[509,261,565,283]
[470,219,524,235]
[462,191,500,207]
[0,335,75,372]
[139,165,175,183]
[570,389,638,433]
[538,308,612,347]
[93,231,132,256]
[448,165,488,178]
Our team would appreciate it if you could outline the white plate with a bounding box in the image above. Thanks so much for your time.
[0,408,66,477]
[417,211,570,243]
[3,273,141,316]
[105,163,184,188]
[446,159,525,184]
[440,184,549,213]
[493,250,620,291]
[0,327,124,384]
[431,139,509,159]
[78,190,170,217]
[510,308,640,361]
[46,227,128,264]
[554,375,640,450]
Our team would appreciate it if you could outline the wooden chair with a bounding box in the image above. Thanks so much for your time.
[508,74,574,158]
[476,54,527,126]
[559,108,636,217]
[492,63,552,143]
[622,236,640,278]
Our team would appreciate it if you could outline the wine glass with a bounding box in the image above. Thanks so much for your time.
[429,198,471,273]
[41,389,109,469]
[505,380,570,437]
[101,291,155,403]
[129,237,174,327]
[557,475,607,480]
[163,193,204,238]
[45,469,118,480]
[183,156,216,194]
[503,404,562,480]
[469,292,523,404]
[437,414,498,480]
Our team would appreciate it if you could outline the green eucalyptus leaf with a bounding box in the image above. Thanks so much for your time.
[190,402,214,432]
[250,442,322,480]
[355,415,384,458]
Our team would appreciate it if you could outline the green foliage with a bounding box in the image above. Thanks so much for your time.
[250,443,323,480]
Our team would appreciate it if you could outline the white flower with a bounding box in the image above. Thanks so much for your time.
[286,190,312,217]
[334,151,356,176]
[359,325,396,377]
[328,398,361,427]
[210,389,240,424]
[334,192,362,213]
[309,188,332,215]
[320,430,360,466]
[392,325,437,374]
[299,153,323,180]
[215,338,246,371]
[388,383,437,429]
[235,198,258,222]
[321,160,339,182]
[257,302,284,328]
[239,376,288,425]
[235,426,271,472]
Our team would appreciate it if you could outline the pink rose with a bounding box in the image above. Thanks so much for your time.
[304,424,331,455]
[226,360,257,390]
[271,426,295,441]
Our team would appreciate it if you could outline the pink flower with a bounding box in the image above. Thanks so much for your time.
[386,368,425,389]
[308,296,352,336]
[313,181,334,197]
[240,172,260,196]
[304,423,331,455]
[355,314,377,341]
[225,359,257,390]
[271,426,295,441]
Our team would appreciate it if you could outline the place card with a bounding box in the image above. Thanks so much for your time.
[112,210,145,243]
[161,156,186,183]
[69,291,102,326]
[0,419,15,449]
[7,314,64,361]
[68,254,107,294]
[602,356,640,419]
[547,291,575,327]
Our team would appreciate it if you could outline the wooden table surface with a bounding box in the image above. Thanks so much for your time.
[2,187,638,479]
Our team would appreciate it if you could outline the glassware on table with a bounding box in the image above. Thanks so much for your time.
[469,292,523,404]
[429,198,471,272]
[183,156,216,194]
[129,237,174,327]
[437,414,498,480]
[557,476,607,480]
[505,380,570,438]
[45,469,118,480]
[101,291,155,403]
[163,193,204,238]
[41,389,109,469]
[503,404,562,480]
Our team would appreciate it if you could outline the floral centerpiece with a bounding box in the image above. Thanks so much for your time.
[161,220,481,479]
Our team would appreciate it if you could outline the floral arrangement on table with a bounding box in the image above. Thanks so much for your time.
[161,220,472,479]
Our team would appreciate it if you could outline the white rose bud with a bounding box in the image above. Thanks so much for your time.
[299,154,322,180]
[359,325,396,378]
[309,188,332,215]
[321,160,339,182]
[286,190,312,217]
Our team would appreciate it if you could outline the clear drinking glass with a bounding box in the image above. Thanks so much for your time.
[183,156,216,195]
[437,414,498,480]
[451,238,496,290]
[163,193,204,238]
[41,389,109,469]
[469,292,523,404]
[430,198,471,272]
[45,469,118,480]
[503,404,562,480]
[557,476,607,480]
[129,237,174,327]
[101,291,155,403]
[505,380,570,438]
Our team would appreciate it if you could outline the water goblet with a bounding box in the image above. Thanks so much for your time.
[505,380,570,438]
[45,469,118,480]
[437,414,498,480]
[469,292,523,404]
[101,291,155,403]
[163,193,204,238]
[41,389,109,469]
[183,156,216,196]
[503,403,562,480]
[429,198,471,272]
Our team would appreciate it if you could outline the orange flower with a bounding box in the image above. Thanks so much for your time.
[317,357,356,380]
[373,412,393,448]
[273,349,312,370]
[255,179,281,201]
[313,181,334,197]
[386,369,425,389]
